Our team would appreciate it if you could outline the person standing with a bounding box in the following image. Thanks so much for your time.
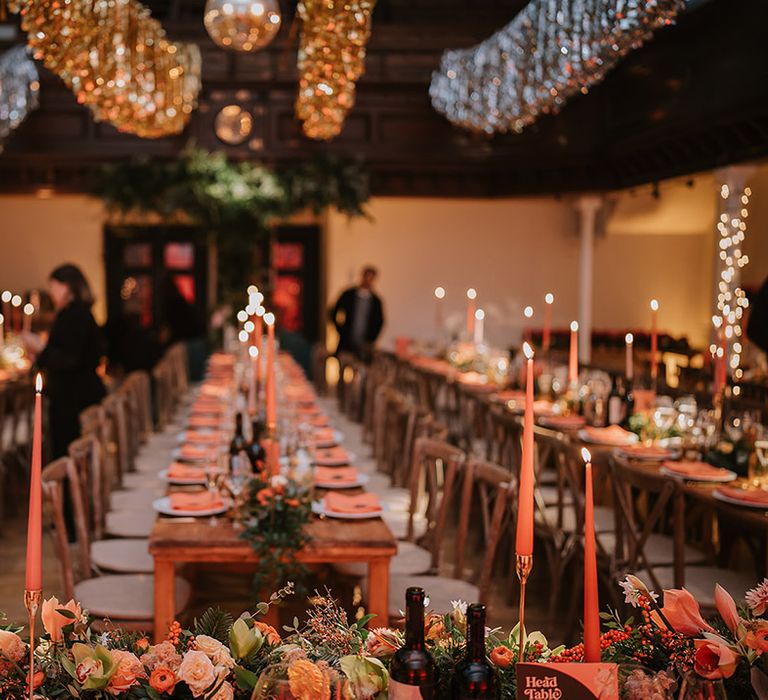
[23,264,107,458]
[329,266,384,361]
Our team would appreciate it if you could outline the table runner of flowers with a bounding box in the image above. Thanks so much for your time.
[3,577,768,698]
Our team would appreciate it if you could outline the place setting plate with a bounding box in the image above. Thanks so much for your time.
[314,472,370,490]
[578,428,639,447]
[311,450,357,467]
[311,500,386,520]
[712,487,768,508]
[153,496,232,518]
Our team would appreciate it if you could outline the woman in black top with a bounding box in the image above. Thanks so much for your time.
[24,264,106,457]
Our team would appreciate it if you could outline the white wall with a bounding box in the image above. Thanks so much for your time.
[0,195,106,322]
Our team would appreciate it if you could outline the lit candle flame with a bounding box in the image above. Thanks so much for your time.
[545,293,554,305]
[466,288,477,300]
[570,320,579,332]
[264,312,275,326]
[247,284,258,295]
[238,330,249,343]
[523,305,534,318]
[244,320,255,333]
[581,447,591,464]
[0,314,4,325]
[1,291,10,303]
[248,346,259,358]
[236,309,248,323]
[712,315,723,328]
[650,299,659,312]
[255,306,265,317]
[475,308,485,321]
[625,333,633,344]
[434,286,446,299]
[523,341,534,360]
[11,294,21,307]
[35,373,43,393]
[23,303,34,316]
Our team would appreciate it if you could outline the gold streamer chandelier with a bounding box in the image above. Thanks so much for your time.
[295,0,375,141]
[17,0,201,138]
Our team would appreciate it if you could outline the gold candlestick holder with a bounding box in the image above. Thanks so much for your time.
[516,554,533,663]
[24,589,41,700]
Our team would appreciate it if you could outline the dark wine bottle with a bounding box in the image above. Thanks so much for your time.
[246,418,266,471]
[390,587,439,699]
[607,375,626,426]
[451,604,498,699]
[230,413,247,458]
[622,377,635,430]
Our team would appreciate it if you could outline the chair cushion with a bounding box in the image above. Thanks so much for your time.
[75,574,190,622]
[536,504,614,534]
[382,511,427,541]
[538,485,574,506]
[111,490,161,510]
[632,566,754,610]
[388,574,479,619]
[596,532,707,566]
[91,539,154,574]
[335,541,432,578]
[376,488,411,513]
[105,510,155,538]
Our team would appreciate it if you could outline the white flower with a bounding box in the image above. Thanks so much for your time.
[178,650,216,697]
[271,474,288,489]
[194,635,235,670]
[620,575,659,608]
[451,600,468,616]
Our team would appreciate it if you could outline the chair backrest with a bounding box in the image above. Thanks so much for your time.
[311,344,329,396]
[103,393,130,484]
[531,426,573,534]
[455,458,517,605]
[152,359,174,431]
[609,454,685,590]
[68,434,105,541]
[485,406,522,471]
[407,438,465,567]
[124,370,153,440]
[42,457,90,599]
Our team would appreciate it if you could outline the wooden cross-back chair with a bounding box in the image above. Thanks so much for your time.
[68,434,105,541]
[124,370,153,442]
[42,456,189,629]
[152,359,174,431]
[102,393,130,485]
[485,406,523,471]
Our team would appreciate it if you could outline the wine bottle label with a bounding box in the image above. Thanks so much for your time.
[388,678,437,699]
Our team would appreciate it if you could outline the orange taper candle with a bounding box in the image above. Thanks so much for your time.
[581,447,601,663]
[568,321,579,386]
[25,373,43,591]
[253,308,263,386]
[515,342,535,557]
[542,293,554,352]
[650,299,659,381]
[466,288,477,338]
[264,312,277,432]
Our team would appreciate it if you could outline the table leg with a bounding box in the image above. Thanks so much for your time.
[154,559,176,643]
[367,558,390,627]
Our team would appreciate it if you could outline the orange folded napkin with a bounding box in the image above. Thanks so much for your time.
[662,461,733,480]
[313,447,350,465]
[167,462,207,480]
[298,405,321,417]
[324,491,381,514]
[583,425,636,446]
[311,415,330,428]
[185,430,224,444]
[716,486,768,505]
[315,467,359,485]
[621,444,671,459]
[540,415,586,430]
[187,415,222,429]
[180,444,219,461]
[169,491,224,512]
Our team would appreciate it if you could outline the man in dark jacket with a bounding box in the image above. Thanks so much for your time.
[329,266,384,361]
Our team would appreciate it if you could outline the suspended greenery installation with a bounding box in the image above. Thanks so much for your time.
[93,147,371,301]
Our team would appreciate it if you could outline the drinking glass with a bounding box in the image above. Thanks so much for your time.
[750,440,768,489]
[228,454,249,529]
[205,460,223,528]
[677,673,726,700]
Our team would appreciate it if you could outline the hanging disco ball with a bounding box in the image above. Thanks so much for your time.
[204,0,282,52]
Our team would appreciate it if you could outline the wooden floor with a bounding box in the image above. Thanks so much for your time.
[0,393,555,642]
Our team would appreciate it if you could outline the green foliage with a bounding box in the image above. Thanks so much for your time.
[194,607,235,644]
[93,148,371,301]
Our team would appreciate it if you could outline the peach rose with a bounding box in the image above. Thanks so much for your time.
[210,680,234,700]
[693,638,738,680]
[745,621,768,654]
[149,667,178,694]
[653,588,714,637]
[178,650,216,697]
[142,641,183,672]
[194,635,235,669]
[107,649,145,695]
[490,645,515,669]
[253,621,281,646]
[0,629,25,677]
[41,596,82,643]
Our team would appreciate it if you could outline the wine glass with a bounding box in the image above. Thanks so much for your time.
[205,459,223,528]
[678,673,726,700]
[228,454,249,529]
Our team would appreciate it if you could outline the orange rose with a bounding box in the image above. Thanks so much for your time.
[149,667,177,694]
[490,645,514,668]
[693,638,738,680]
[253,620,281,646]
[285,498,299,507]
[135,637,150,653]
[41,596,81,643]
[745,622,768,654]
[107,649,145,695]
[653,588,714,637]
[256,488,273,506]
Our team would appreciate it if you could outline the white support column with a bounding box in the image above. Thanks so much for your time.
[575,195,603,365]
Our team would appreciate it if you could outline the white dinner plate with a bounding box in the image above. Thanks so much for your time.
[312,450,357,467]
[713,489,768,508]
[158,469,209,486]
[661,467,737,483]
[616,447,681,462]
[172,447,222,463]
[311,500,385,520]
[153,496,232,518]
[314,472,370,490]
[578,429,639,447]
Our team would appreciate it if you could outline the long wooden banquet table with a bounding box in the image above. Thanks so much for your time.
[149,352,397,641]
